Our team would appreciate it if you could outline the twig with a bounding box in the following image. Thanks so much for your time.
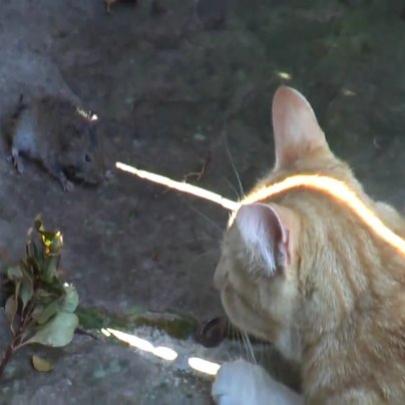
[183,155,211,182]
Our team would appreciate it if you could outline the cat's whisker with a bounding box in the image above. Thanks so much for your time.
[260,342,268,365]
[184,246,220,267]
[241,332,251,363]
[243,332,257,365]
[241,332,248,361]
[223,176,242,200]
[256,341,267,369]
[223,133,245,198]
[182,200,223,233]
[233,327,244,362]
[249,336,257,365]
[238,333,246,362]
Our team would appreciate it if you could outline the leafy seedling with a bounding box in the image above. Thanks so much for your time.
[0,217,79,378]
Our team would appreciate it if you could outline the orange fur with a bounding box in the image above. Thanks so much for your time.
[214,86,405,403]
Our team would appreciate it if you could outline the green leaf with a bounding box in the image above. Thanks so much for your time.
[42,256,59,282]
[34,288,54,303]
[31,305,45,320]
[28,312,78,347]
[62,284,79,313]
[20,275,34,310]
[34,216,44,232]
[6,266,23,281]
[5,295,17,324]
[31,242,42,264]
[32,355,54,373]
[33,300,60,325]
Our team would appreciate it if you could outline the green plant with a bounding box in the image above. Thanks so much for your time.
[0,218,79,377]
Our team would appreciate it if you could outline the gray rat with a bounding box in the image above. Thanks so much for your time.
[9,95,105,191]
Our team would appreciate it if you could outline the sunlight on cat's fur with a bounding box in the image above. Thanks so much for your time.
[240,174,405,255]
[117,156,405,256]
[212,86,405,404]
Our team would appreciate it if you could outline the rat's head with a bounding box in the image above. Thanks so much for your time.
[62,109,106,185]
[214,86,373,362]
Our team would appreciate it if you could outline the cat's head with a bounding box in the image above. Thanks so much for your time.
[214,86,373,362]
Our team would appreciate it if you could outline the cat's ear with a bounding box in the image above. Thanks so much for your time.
[272,86,330,169]
[235,203,299,275]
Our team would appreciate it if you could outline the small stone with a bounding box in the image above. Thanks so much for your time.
[193,133,206,142]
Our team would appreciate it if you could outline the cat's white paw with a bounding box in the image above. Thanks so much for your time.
[212,359,302,405]
[212,359,270,405]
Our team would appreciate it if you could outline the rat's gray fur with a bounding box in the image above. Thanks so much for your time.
[9,95,105,190]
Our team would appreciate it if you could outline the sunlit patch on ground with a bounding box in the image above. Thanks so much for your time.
[102,327,222,375]
[102,328,178,361]
[188,357,220,376]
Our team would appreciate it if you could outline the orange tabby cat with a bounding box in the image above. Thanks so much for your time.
[212,86,405,404]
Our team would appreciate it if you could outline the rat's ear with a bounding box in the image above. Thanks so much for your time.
[235,203,299,275]
[272,86,330,169]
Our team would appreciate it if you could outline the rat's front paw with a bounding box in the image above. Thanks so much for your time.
[212,359,302,405]
[61,178,74,192]
[10,149,24,174]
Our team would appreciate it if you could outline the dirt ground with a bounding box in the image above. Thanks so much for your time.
[0,0,404,403]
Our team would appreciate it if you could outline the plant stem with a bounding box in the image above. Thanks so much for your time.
[0,342,14,379]
[0,320,26,379]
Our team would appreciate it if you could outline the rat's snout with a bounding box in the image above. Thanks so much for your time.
[77,163,105,186]
[104,169,114,180]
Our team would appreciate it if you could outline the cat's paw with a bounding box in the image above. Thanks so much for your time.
[212,359,302,405]
[212,359,268,405]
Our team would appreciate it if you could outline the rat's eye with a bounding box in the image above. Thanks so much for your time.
[85,153,92,163]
